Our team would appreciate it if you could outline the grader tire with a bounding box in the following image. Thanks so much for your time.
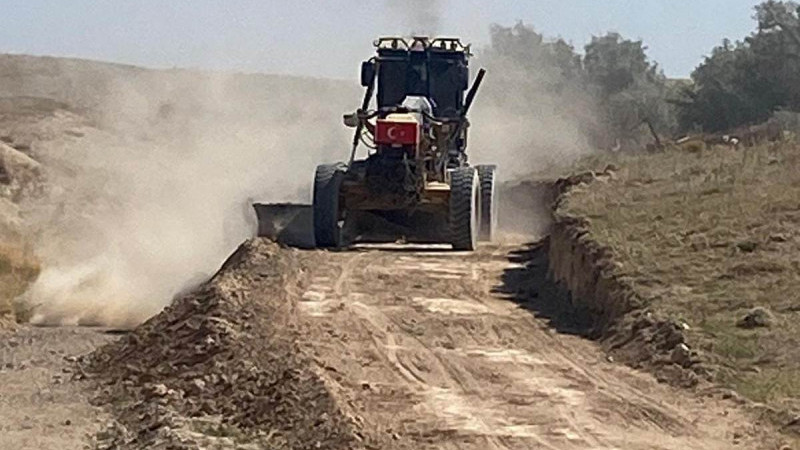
[313,163,346,248]
[449,167,480,251]
[476,165,498,242]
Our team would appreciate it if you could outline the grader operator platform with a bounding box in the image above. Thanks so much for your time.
[255,36,496,250]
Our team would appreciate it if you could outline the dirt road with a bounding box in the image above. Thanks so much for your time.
[0,326,113,449]
[294,242,768,449]
[4,240,777,449]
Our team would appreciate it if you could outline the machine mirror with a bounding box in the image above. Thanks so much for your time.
[360,61,375,87]
[343,113,359,128]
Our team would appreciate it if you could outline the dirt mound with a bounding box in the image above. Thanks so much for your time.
[0,132,46,321]
[84,239,377,449]
[0,141,43,235]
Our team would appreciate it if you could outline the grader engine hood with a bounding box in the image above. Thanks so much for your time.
[375,114,420,146]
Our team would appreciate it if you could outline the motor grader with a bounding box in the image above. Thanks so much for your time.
[309,36,495,250]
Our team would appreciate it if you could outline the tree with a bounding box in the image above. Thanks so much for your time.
[481,23,677,151]
[583,33,676,147]
[677,40,761,132]
[477,23,599,164]
[756,0,800,49]
[485,22,584,96]
[584,33,652,96]
[679,1,800,133]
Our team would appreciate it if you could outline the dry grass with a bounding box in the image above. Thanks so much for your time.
[0,242,39,321]
[560,140,800,408]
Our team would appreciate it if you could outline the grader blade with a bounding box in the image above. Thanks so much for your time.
[252,203,315,248]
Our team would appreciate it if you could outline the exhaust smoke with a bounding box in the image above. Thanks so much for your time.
[386,0,443,36]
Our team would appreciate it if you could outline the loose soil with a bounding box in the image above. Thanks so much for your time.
[0,325,113,449]
[78,239,784,449]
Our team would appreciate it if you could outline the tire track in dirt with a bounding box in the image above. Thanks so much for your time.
[348,301,518,450]
[371,248,608,449]
[295,244,773,449]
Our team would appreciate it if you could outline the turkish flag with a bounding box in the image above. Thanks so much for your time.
[375,119,419,146]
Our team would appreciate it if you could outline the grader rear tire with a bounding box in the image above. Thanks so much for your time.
[476,165,498,242]
[449,167,480,251]
[313,163,346,248]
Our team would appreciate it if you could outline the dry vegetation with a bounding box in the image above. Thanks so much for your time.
[559,139,800,413]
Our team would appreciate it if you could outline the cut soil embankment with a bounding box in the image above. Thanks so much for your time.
[549,185,703,392]
[545,144,800,439]
[84,239,380,449]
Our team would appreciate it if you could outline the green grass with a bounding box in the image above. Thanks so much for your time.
[559,139,800,411]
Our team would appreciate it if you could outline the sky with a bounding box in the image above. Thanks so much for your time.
[0,0,765,79]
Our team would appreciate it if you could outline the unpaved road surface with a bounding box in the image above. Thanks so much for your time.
[294,243,769,449]
[0,326,113,449]
[4,240,778,449]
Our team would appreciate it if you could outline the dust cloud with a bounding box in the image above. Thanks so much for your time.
[470,40,594,176]
[469,29,597,236]
[19,19,596,327]
[21,67,357,328]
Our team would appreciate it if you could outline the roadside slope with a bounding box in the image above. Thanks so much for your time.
[550,143,800,438]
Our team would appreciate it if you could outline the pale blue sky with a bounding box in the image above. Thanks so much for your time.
[1,1,763,79]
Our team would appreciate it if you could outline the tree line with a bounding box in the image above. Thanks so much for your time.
[484,1,800,150]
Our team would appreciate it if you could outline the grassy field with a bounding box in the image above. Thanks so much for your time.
[0,243,39,321]
[559,140,800,411]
